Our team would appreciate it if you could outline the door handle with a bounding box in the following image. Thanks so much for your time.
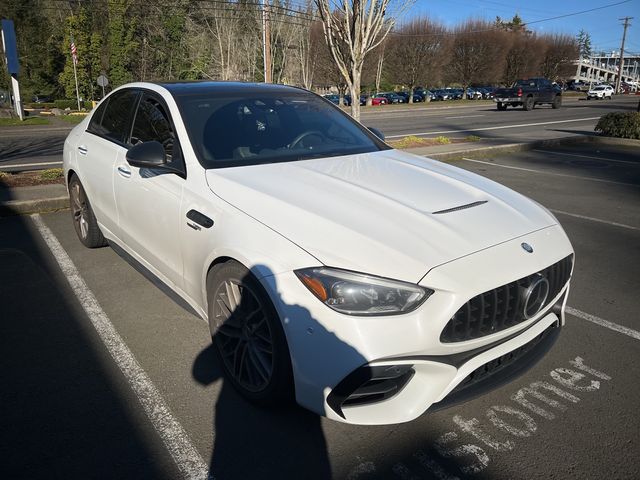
[117,165,131,178]
[78,145,88,155]
[186,209,214,229]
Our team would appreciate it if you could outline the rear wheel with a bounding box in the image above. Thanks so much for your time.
[523,96,535,111]
[69,175,107,248]
[497,102,507,111]
[207,260,293,406]
[552,95,562,109]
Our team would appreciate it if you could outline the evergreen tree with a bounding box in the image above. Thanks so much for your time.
[108,0,138,87]
[577,29,592,58]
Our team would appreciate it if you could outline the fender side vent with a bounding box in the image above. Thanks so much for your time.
[433,200,488,215]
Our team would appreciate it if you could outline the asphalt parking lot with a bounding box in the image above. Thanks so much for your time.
[1,143,639,479]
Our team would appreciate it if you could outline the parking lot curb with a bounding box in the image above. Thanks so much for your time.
[0,195,69,217]
[423,135,640,161]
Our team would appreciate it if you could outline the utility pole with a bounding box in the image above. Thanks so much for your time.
[262,0,272,83]
[615,16,632,94]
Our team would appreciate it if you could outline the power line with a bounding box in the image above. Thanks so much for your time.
[390,0,634,36]
[524,0,632,26]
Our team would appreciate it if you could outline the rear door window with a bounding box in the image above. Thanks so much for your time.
[89,89,139,143]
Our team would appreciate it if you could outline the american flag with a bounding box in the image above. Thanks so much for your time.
[70,38,78,65]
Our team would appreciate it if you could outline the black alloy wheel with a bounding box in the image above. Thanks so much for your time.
[207,260,293,405]
[69,175,107,248]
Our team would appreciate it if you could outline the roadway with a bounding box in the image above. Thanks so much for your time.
[1,95,638,172]
[1,143,638,479]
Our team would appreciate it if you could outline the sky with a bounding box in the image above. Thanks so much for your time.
[409,0,640,55]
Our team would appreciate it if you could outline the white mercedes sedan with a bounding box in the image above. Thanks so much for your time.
[63,82,574,425]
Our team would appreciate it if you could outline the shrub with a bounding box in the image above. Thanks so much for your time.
[434,135,451,144]
[594,112,640,140]
[39,168,64,180]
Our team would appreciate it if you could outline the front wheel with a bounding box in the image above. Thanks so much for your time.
[207,260,293,406]
[552,95,562,109]
[69,175,107,248]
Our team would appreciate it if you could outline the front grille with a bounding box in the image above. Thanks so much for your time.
[440,255,573,343]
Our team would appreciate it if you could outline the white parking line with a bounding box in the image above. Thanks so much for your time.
[566,306,640,341]
[386,117,601,139]
[532,149,639,165]
[550,209,640,231]
[461,157,640,187]
[30,214,210,480]
[445,115,485,119]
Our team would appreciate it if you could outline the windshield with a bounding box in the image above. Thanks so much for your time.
[174,89,386,168]
[593,86,605,90]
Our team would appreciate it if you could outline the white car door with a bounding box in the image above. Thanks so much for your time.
[78,89,139,238]
[112,91,185,289]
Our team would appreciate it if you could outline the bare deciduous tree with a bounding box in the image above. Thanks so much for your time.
[386,18,448,102]
[446,20,507,97]
[314,0,412,120]
[540,34,579,81]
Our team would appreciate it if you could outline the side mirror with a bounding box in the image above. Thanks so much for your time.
[126,141,166,168]
[368,127,385,142]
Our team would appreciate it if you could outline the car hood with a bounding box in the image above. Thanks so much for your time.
[205,150,556,282]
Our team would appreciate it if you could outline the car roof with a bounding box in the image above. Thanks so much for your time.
[155,80,308,96]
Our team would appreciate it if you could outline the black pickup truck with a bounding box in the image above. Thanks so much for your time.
[494,78,562,111]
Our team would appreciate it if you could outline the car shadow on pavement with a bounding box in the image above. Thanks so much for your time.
[0,206,177,479]
[193,265,366,479]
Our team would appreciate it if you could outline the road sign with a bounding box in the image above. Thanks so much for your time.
[97,75,109,87]
[1,19,23,120]
[97,74,108,99]
[1,20,19,75]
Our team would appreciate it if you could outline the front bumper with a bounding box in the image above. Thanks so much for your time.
[263,224,573,425]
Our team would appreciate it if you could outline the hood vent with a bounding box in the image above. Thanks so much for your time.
[433,200,488,215]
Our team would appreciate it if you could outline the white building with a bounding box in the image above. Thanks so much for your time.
[572,51,640,88]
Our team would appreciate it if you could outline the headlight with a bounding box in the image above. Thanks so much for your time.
[294,267,432,316]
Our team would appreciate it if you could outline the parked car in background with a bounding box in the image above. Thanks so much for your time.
[465,88,483,100]
[477,87,496,99]
[31,94,51,103]
[323,94,351,106]
[378,92,404,104]
[366,94,388,105]
[415,89,436,101]
[587,85,614,99]
[431,89,450,101]
[445,88,464,100]
[63,80,574,425]
[397,91,424,103]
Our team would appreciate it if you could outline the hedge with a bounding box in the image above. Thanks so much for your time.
[24,100,93,110]
[594,112,640,140]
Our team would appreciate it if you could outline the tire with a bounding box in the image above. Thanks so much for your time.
[523,96,534,111]
[68,175,108,248]
[497,102,507,111]
[552,95,562,109]
[206,260,293,406]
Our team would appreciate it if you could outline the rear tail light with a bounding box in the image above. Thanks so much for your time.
[517,88,523,97]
